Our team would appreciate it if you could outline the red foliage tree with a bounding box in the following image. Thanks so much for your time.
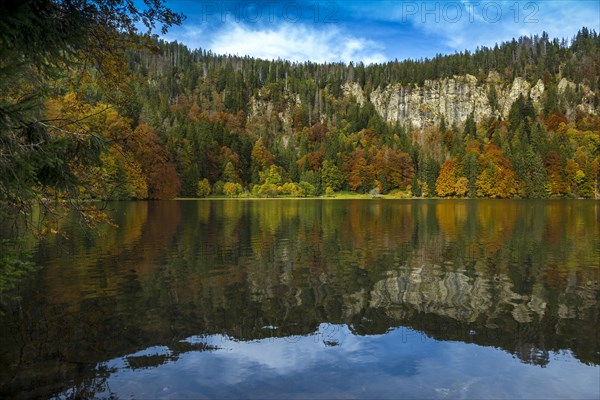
[373,147,415,192]
[545,150,568,196]
[129,124,181,199]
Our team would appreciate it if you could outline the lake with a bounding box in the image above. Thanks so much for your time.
[1,200,599,399]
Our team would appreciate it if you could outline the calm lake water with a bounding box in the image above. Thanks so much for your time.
[1,200,599,399]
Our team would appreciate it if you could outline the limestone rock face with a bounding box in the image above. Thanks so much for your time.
[500,77,531,116]
[248,90,297,135]
[369,75,491,129]
[342,82,366,106]
[248,74,597,133]
[357,75,595,128]
[530,79,545,109]
[558,77,576,93]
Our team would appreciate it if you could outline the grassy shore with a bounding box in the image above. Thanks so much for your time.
[176,191,424,200]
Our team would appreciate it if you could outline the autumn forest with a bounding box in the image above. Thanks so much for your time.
[48,30,600,201]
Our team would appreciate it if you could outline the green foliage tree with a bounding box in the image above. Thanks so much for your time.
[298,181,316,197]
[543,84,560,116]
[213,181,225,196]
[197,179,211,198]
[321,160,344,192]
[265,165,282,186]
[463,151,480,198]
[223,162,240,183]
[463,113,477,138]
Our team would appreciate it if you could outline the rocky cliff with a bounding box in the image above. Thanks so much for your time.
[249,74,598,132]
[364,74,597,128]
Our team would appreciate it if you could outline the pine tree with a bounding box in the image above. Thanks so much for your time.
[463,113,477,138]
[463,152,479,198]
[223,161,239,183]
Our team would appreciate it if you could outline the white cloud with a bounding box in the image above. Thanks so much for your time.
[163,24,204,45]
[206,23,387,64]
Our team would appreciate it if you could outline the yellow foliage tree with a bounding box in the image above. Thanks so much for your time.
[476,145,518,198]
[454,177,469,197]
[223,182,243,197]
[436,159,459,197]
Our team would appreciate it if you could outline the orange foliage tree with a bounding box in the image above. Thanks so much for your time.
[251,138,275,169]
[341,148,374,192]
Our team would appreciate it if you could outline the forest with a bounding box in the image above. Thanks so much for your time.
[1,1,599,229]
[109,28,599,200]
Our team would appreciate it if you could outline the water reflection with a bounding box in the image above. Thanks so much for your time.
[0,200,598,399]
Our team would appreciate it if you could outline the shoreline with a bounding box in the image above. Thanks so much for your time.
[173,196,600,201]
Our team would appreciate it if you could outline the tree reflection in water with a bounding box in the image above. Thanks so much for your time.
[0,200,598,398]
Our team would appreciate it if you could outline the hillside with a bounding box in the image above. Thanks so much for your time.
[118,28,598,198]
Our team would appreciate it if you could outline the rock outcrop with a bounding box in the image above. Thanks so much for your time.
[247,73,597,131]
[370,74,491,129]
[362,75,596,128]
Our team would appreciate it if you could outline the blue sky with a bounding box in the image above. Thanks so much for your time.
[157,1,600,63]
